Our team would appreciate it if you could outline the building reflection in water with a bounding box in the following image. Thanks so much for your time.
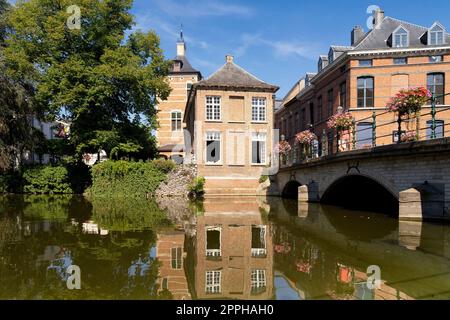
[156,231,192,300]
[185,197,274,300]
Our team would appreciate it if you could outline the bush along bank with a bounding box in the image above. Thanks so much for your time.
[0,164,86,195]
[88,160,173,198]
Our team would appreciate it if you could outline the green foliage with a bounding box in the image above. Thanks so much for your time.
[259,175,269,184]
[90,160,167,197]
[22,166,72,194]
[3,0,172,161]
[0,172,23,194]
[188,177,205,199]
[151,158,175,174]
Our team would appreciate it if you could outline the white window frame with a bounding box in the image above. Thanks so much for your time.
[251,225,267,257]
[251,132,267,165]
[186,82,193,99]
[205,226,222,257]
[429,22,446,46]
[358,59,373,67]
[171,110,182,132]
[206,270,221,294]
[171,247,182,270]
[252,97,267,122]
[251,270,267,291]
[393,26,409,48]
[429,55,443,63]
[205,132,222,165]
[206,96,221,121]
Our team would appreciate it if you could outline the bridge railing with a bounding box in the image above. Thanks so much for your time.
[281,93,450,167]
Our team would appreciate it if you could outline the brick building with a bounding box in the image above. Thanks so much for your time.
[276,8,450,156]
[185,198,273,300]
[184,55,279,195]
[156,32,202,163]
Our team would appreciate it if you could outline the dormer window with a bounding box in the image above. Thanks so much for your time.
[393,26,409,48]
[328,50,334,64]
[429,23,445,45]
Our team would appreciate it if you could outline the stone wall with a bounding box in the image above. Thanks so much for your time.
[155,165,197,199]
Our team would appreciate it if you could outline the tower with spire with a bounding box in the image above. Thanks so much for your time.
[155,28,202,163]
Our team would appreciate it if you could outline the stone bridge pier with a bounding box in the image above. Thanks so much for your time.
[275,138,450,222]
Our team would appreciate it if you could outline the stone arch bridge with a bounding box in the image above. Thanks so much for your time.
[274,138,450,221]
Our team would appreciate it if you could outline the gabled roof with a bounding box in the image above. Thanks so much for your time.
[170,55,201,75]
[195,59,279,92]
[354,17,450,51]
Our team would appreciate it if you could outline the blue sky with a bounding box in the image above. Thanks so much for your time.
[7,0,450,98]
[132,0,450,98]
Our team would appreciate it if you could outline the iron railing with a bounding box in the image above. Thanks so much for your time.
[281,92,450,167]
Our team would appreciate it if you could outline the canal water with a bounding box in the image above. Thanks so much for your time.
[0,195,449,300]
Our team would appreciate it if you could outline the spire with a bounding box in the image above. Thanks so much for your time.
[176,23,186,56]
[179,23,184,43]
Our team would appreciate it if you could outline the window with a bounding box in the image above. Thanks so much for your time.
[394,57,408,65]
[356,123,373,149]
[186,82,193,98]
[327,89,334,117]
[251,226,267,257]
[393,26,409,48]
[427,73,445,104]
[328,49,334,64]
[171,247,182,269]
[252,98,266,122]
[251,270,267,294]
[359,60,373,67]
[252,133,266,165]
[340,82,347,109]
[301,109,306,130]
[317,96,323,122]
[429,23,445,45]
[162,278,168,290]
[430,55,443,63]
[426,120,445,139]
[206,271,221,294]
[393,131,406,143]
[206,132,221,164]
[171,111,182,131]
[206,226,221,257]
[206,96,221,121]
[357,77,374,108]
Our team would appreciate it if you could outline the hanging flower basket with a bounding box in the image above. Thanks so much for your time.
[400,131,417,143]
[327,112,354,132]
[386,87,431,118]
[295,130,317,146]
[274,141,292,156]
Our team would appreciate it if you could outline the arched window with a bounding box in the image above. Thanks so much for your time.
[427,73,445,104]
[393,26,409,48]
[171,111,182,131]
[429,23,446,45]
[357,77,374,108]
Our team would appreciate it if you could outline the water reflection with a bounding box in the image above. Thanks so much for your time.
[0,195,450,300]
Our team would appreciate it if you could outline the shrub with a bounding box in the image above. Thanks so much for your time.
[188,176,205,199]
[90,160,167,197]
[259,175,269,184]
[0,172,24,194]
[151,158,176,174]
[22,166,72,194]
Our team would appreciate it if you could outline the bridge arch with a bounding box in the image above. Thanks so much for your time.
[282,180,302,199]
[321,174,399,216]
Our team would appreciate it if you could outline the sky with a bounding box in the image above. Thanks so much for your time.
[130,0,450,98]
[7,0,450,98]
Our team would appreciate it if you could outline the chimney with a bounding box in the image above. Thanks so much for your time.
[226,55,234,63]
[373,8,385,28]
[176,41,186,56]
[351,26,365,45]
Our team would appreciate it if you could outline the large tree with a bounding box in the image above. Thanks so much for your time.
[3,0,171,160]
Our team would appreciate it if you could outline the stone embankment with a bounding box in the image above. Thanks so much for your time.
[155,165,197,198]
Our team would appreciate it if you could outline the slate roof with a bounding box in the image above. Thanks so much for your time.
[170,55,201,75]
[195,60,279,92]
[354,17,450,51]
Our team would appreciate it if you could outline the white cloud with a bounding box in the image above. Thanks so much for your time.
[152,0,254,18]
[134,13,209,49]
[234,33,320,60]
